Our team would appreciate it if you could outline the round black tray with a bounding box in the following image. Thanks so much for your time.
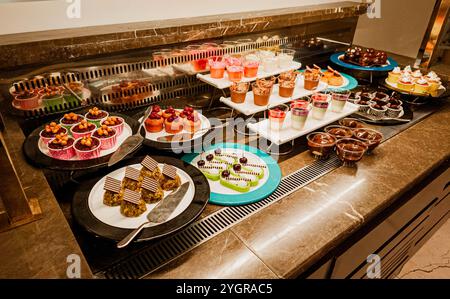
[72,155,210,242]
[22,111,140,171]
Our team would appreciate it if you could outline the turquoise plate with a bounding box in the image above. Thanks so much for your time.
[330,52,398,72]
[182,142,282,206]
[297,69,358,92]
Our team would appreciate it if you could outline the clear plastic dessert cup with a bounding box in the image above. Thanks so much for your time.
[243,60,259,78]
[290,106,310,130]
[307,132,337,160]
[208,58,226,79]
[226,65,244,82]
[335,138,368,167]
[252,82,271,106]
[277,49,295,68]
[268,104,289,131]
[330,91,350,113]
[230,82,249,104]
[311,93,330,120]
[324,125,353,140]
[303,73,321,90]
[352,128,383,154]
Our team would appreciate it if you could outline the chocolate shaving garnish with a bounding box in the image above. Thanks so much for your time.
[216,153,238,159]
[104,176,121,193]
[210,160,233,165]
[141,177,158,193]
[162,164,177,179]
[124,167,140,181]
[123,189,141,205]
[199,165,224,170]
[225,177,252,182]
[141,156,158,171]
[242,163,267,168]
[236,171,261,176]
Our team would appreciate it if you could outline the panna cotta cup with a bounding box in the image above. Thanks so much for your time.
[268,104,288,131]
[311,93,330,120]
[307,132,337,160]
[290,105,310,130]
[335,138,368,167]
[330,91,350,113]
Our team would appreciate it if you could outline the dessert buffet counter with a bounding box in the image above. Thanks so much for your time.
[0,100,448,278]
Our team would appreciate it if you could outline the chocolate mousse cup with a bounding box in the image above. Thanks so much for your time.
[353,128,383,155]
[306,132,337,160]
[324,125,353,140]
[335,138,368,167]
[85,110,109,127]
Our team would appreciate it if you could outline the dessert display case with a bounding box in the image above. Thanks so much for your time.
[0,1,449,280]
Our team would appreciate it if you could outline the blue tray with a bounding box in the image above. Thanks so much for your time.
[330,52,398,72]
[182,143,281,206]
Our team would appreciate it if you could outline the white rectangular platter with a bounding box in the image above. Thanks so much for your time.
[247,102,359,145]
[196,62,302,89]
[219,79,328,116]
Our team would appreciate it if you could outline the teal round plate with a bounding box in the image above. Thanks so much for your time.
[297,69,358,92]
[182,142,281,206]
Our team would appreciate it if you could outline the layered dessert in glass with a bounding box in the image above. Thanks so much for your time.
[330,91,350,113]
[290,104,309,130]
[307,132,337,160]
[268,104,288,130]
[208,56,226,79]
[311,93,330,119]
[303,68,321,91]
[243,60,259,78]
[226,66,244,82]
[230,82,249,104]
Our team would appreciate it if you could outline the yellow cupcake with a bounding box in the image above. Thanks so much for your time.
[397,75,414,92]
[387,67,402,84]
[414,78,430,94]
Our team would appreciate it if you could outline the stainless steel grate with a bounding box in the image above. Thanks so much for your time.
[99,156,342,279]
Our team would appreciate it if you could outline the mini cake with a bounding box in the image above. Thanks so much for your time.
[369,101,387,118]
[47,133,76,160]
[74,136,101,160]
[164,115,184,134]
[70,119,96,139]
[386,98,403,118]
[122,167,141,191]
[120,189,147,217]
[85,107,108,127]
[103,176,123,206]
[411,70,422,81]
[40,122,67,144]
[387,67,402,84]
[145,112,164,133]
[140,155,162,180]
[159,164,181,191]
[151,105,163,117]
[397,74,414,92]
[321,66,343,86]
[184,113,201,133]
[101,116,124,136]
[140,177,164,204]
[414,77,430,94]
[162,106,177,119]
[60,112,84,132]
[426,71,441,92]
[92,125,117,150]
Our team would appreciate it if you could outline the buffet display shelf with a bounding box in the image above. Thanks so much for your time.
[219,80,328,116]
[197,62,302,89]
[247,102,359,145]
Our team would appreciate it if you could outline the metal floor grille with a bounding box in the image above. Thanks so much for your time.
[100,156,342,279]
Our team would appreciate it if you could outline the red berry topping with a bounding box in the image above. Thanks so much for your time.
[197,160,206,167]
[152,105,161,112]
[149,112,161,119]
[221,170,230,178]
[206,154,214,161]
[233,164,242,171]
[239,157,248,164]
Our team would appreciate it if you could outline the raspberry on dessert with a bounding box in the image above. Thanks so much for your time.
[239,157,248,164]
[206,154,214,161]
[233,164,242,171]
[221,170,230,178]
[197,160,206,167]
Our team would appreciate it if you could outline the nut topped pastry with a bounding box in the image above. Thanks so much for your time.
[48,133,73,149]
[160,164,181,191]
[47,133,76,160]
[122,167,141,191]
[40,122,67,144]
[103,176,123,206]
[140,177,164,204]
[140,155,162,180]
[93,125,115,138]
[120,189,147,217]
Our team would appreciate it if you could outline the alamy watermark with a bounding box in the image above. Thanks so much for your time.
[66,0,81,19]
[366,254,381,278]
[66,254,81,278]
[366,0,381,19]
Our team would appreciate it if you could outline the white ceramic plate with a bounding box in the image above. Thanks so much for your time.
[88,163,195,229]
[190,148,269,195]
[139,109,211,143]
[38,122,132,161]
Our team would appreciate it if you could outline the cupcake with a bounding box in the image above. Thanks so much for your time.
[426,71,441,93]
[151,105,163,117]
[347,92,360,104]
[162,106,177,119]
[85,107,108,127]
[145,112,164,133]
[70,119,96,139]
[397,74,414,92]
[411,70,422,82]
[164,115,184,134]
[387,66,402,84]
[369,101,387,118]
[74,136,101,160]
[355,96,371,113]
[40,122,67,144]
[184,113,202,133]
[386,98,403,118]
[47,133,76,160]
[101,116,124,136]
[60,112,84,132]
[414,77,430,94]
[13,90,40,110]
[92,125,117,150]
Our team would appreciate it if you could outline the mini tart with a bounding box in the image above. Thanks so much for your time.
[164,116,184,134]
[414,80,430,94]
[159,174,181,191]
[144,113,164,133]
[397,78,414,91]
